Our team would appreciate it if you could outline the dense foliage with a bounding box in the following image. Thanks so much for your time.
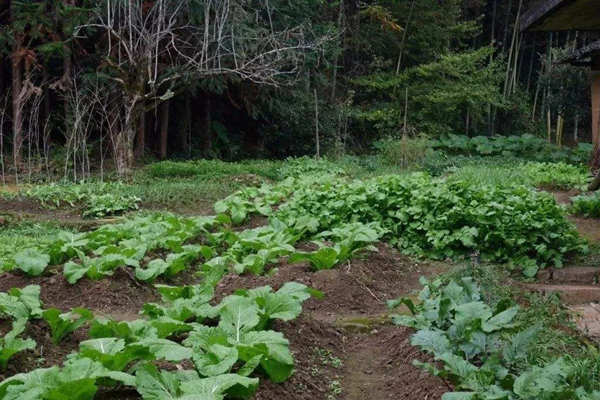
[0,0,596,179]
[570,193,600,219]
[215,167,585,276]
[390,276,600,399]
[432,135,593,165]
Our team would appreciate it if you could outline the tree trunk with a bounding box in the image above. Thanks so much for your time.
[10,0,23,167]
[159,100,170,159]
[135,110,146,159]
[331,0,344,101]
[590,58,600,186]
[396,0,416,74]
[182,94,191,156]
[11,45,23,167]
[201,95,212,156]
[314,88,320,159]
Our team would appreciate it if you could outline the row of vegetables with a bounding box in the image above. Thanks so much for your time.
[0,277,319,399]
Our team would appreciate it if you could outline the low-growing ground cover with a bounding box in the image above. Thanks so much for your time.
[1,155,600,400]
[215,169,586,276]
[431,134,593,165]
[390,266,600,399]
[447,161,591,191]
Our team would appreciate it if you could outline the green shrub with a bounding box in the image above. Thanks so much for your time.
[219,173,586,275]
[570,193,600,218]
[373,136,432,168]
[431,134,593,165]
[447,161,591,190]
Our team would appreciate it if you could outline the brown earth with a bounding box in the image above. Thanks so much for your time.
[0,269,160,381]
[0,269,158,316]
[0,197,105,230]
[539,190,600,341]
[217,243,451,400]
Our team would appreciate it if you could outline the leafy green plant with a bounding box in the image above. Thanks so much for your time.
[0,285,43,321]
[390,276,600,399]
[570,193,600,218]
[82,193,141,219]
[142,283,217,322]
[277,157,346,179]
[0,320,36,370]
[269,173,584,275]
[289,222,381,270]
[135,363,258,400]
[0,357,135,400]
[12,248,50,276]
[24,182,141,218]
[226,282,322,330]
[447,161,591,190]
[431,134,593,165]
[0,223,66,272]
[42,307,94,344]
[144,159,281,180]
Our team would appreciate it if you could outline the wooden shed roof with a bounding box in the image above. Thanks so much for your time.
[556,39,600,65]
[521,0,600,32]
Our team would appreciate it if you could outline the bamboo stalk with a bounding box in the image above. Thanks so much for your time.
[314,88,320,159]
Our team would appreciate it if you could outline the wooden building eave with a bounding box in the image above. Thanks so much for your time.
[521,0,600,32]
[556,40,600,65]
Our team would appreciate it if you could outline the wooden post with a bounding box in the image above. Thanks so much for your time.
[592,56,600,152]
[587,55,600,190]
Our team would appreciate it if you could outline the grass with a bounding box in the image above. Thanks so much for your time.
[1,154,593,219]
[446,161,591,190]
[144,159,283,180]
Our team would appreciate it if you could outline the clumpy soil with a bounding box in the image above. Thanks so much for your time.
[0,242,451,399]
[0,269,158,317]
[0,269,160,380]
[221,243,451,400]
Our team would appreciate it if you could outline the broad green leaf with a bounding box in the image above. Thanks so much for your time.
[192,344,238,377]
[42,308,93,344]
[180,374,259,400]
[14,249,50,277]
[411,329,451,355]
[481,306,519,333]
[218,297,260,341]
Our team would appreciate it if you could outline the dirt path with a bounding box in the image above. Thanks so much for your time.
[216,243,451,399]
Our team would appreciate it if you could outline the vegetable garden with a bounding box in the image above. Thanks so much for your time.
[2,153,600,400]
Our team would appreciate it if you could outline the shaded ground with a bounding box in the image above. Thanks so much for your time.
[0,197,108,231]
